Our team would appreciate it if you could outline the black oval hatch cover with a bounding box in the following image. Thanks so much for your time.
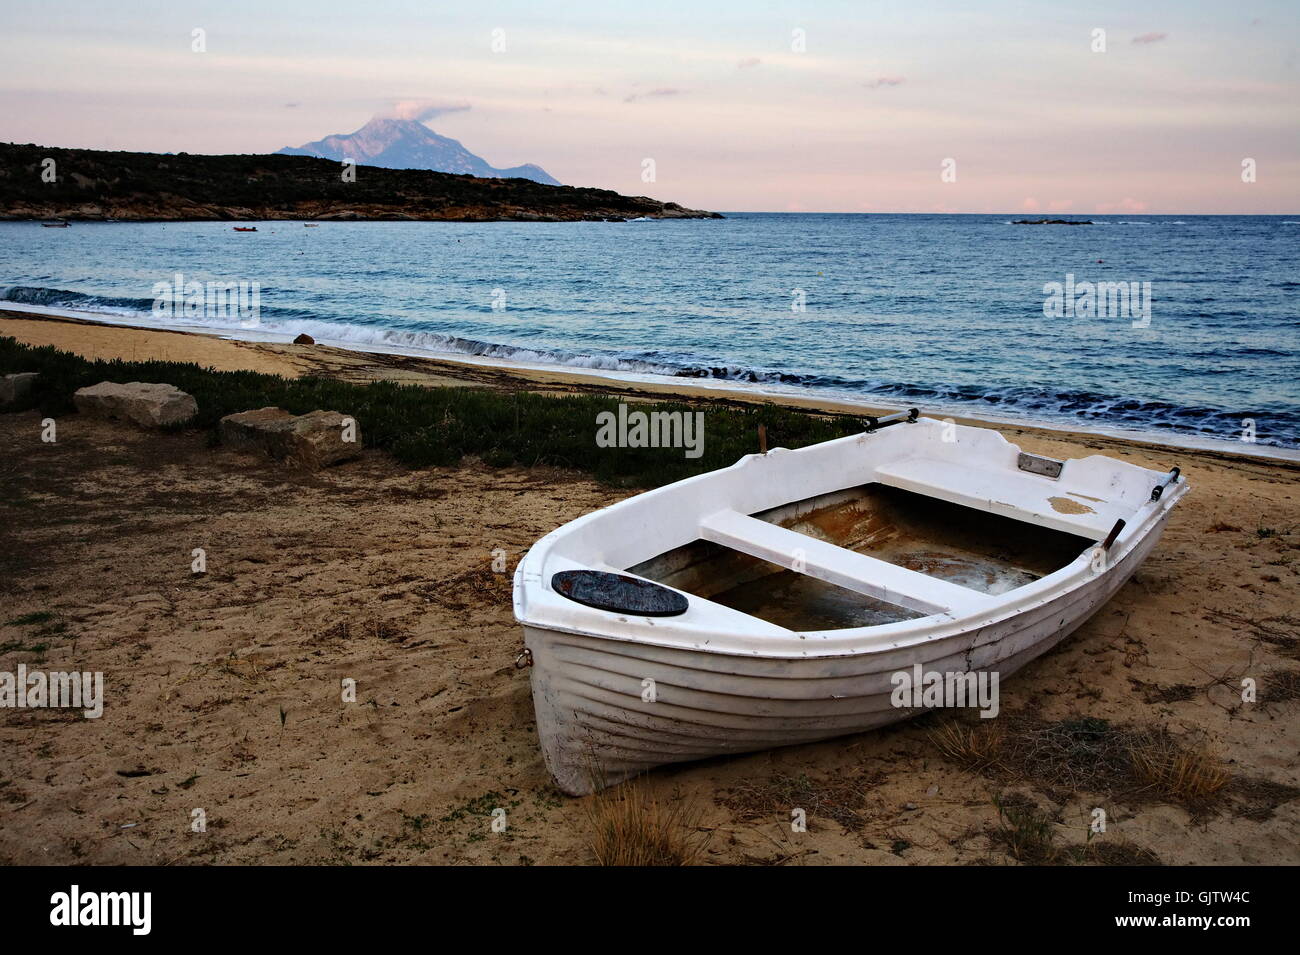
[550,570,689,617]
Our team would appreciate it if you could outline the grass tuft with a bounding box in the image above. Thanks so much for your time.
[929,714,1239,813]
[1127,732,1231,803]
[927,718,1004,771]
[586,781,706,866]
[991,793,1058,864]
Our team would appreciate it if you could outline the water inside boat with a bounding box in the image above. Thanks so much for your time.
[627,484,1093,631]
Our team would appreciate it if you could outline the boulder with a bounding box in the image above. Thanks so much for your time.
[218,406,361,469]
[217,406,293,452]
[292,333,315,345]
[0,372,39,407]
[73,381,198,427]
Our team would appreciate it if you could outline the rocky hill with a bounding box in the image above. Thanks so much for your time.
[0,142,720,222]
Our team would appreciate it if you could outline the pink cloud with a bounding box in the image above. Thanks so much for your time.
[1096,197,1149,214]
[383,99,470,122]
[737,57,761,69]
[864,76,906,89]
[1131,32,1168,45]
[1021,197,1041,212]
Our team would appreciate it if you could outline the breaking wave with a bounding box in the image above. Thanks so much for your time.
[4,283,1295,450]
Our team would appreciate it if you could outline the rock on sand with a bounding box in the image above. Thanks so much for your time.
[73,381,198,427]
[219,406,361,469]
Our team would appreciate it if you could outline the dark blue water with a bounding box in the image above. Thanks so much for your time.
[2,214,1297,450]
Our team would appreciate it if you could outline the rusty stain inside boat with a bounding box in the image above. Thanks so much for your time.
[629,484,1090,631]
[1049,495,1096,514]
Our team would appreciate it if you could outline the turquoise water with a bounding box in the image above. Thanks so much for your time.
[2,213,1297,449]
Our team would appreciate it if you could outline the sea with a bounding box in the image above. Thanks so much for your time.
[2,213,1297,454]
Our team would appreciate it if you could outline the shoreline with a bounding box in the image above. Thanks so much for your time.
[3,302,1298,467]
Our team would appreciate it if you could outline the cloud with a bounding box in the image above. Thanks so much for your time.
[737,57,761,69]
[624,87,685,103]
[863,75,905,89]
[1131,32,1168,45]
[1096,197,1149,214]
[381,99,471,123]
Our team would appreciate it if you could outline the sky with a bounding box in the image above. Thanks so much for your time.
[1,0,1297,213]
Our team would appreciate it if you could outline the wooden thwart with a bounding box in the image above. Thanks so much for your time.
[699,509,990,617]
[873,457,1127,541]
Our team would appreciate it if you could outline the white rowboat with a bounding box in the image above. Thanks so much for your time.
[513,413,1187,795]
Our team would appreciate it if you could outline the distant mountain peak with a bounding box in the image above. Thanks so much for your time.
[278,117,561,185]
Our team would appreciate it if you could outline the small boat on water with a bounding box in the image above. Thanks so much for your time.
[514,411,1187,794]
[233,226,258,232]
[41,221,70,228]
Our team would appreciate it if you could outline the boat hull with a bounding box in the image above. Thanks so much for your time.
[526,509,1170,795]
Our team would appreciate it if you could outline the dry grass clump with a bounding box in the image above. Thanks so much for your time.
[927,718,1005,771]
[1128,732,1231,803]
[586,781,707,866]
[929,714,1238,811]
[1264,668,1300,703]
[1073,838,1162,866]
[1008,716,1135,794]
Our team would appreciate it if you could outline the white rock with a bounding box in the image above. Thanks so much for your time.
[73,381,198,428]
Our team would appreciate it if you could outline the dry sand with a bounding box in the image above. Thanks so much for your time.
[1,311,1297,865]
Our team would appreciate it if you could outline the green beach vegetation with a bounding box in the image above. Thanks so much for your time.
[0,336,859,488]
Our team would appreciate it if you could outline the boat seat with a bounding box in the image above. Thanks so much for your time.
[872,457,1127,541]
[699,509,991,618]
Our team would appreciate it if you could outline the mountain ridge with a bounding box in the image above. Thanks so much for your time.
[278,117,562,185]
[0,141,721,222]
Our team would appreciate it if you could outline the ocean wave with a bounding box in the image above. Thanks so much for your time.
[4,284,1296,449]
[2,284,155,317]
[0,284,323,324]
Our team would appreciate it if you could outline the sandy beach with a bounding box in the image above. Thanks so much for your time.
[1,310,1297,865]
